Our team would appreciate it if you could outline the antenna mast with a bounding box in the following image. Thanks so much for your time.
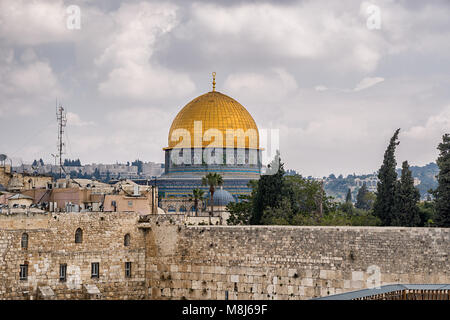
[56,104,67,179]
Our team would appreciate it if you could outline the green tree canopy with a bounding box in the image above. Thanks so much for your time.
[392,161,421,227]
[191,188,205,216]
[250,151,284,224]
[227,181,258,225]
[345,188,352,203]
[355,183,371,210]
[434,134,450,227]
[373,128,400,225]
[201,172,223,223]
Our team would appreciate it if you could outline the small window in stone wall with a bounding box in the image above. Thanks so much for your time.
[60,264,67,282]
[124,233,131,246]
[91,262,99,278]
[21,233,28,249]
[20,263,28,280]
[75,228,83,243]
[125,262,132,278]
[128,200,133,207]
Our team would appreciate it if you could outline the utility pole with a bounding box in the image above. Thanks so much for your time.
[319,179,323,217]
[56,105,67,179]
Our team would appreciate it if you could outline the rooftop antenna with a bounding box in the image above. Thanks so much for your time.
[56,101,67,179]
[212,72,216,92]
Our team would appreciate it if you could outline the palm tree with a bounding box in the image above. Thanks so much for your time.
[201,173,223,224]
[191,188,205,216]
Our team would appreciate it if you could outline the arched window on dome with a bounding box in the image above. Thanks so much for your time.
[75,228,83,244]
[124,233,130,247]
[21,233,28,249]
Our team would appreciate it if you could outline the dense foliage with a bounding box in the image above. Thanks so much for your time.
[227,155,380,226]
[227,130,449,228]
[63,158,81,166]
[32,158,45,166]
[191,188,205,216]
[201,172,224,221]
[355,183,375,210]
[324,164,438,201]
[392,161,421,226]
[433,134,450,227]
[373,129,401,226]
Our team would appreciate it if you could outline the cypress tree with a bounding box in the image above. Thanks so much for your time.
[373,129,400,225]
[392,161,421,226]
[250,151,285,224]
[345,188,352,203]
[355,183,369,210]
[434,134,450,227]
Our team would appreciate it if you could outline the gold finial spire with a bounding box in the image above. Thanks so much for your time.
[212,72,216,91]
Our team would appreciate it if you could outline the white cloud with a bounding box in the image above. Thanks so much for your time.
[353,77,385,91]
[396,105,450,167]
[224,68,298,101]
[0,0,71,45]
[315,85,328,92]
[96,2,195,100]
[403,106,450,141]
[66,112,94,127]
[0,49,62,117]
[1,0,450,176]
[64,107,171,163]
[182,2,386,73]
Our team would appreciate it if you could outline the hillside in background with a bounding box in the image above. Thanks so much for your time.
[396,162,439,198]
[290,163,439,202]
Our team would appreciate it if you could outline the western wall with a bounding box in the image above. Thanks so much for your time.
[0,212,449,299]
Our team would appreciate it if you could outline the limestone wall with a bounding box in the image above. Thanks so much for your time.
[0,211,147,299]
[145,224,450,300]
[0,212,449,300]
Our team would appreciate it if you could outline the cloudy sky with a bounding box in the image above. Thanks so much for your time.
[0,0,449,177]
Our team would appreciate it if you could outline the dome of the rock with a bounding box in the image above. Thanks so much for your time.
[166,91,259,150]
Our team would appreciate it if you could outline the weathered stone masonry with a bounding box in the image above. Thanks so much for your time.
[0,211,147,299]
[145,223,449,300]
[1,212,449,299]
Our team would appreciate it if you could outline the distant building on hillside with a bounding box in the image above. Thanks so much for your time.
[354,176,379,192]
[13,161,164,180]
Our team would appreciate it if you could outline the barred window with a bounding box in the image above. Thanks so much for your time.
[125,262,132,278]
[20,264,28,280]
[60,264,67,282]
[21,233,28,249]
[124,234,130,246]
[75,228,83,243]
[91,262,99,278]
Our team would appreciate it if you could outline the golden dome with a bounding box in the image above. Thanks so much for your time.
[166,91,259,149]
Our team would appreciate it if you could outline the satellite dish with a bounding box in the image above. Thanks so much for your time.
[0,154,7,161]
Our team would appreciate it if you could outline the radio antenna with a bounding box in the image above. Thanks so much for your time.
[56,103,67,179]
